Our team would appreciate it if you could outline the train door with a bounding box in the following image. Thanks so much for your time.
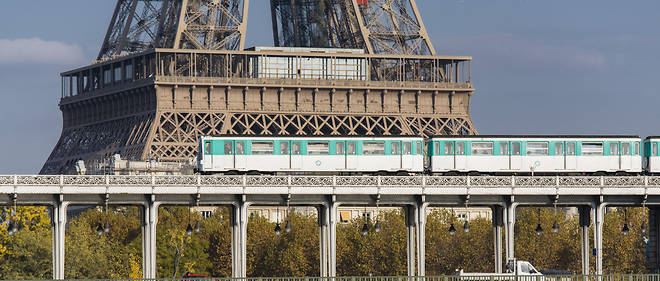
[346,141,358,169]
[621,142,632,170]
[565,141,577,170]
[202,140,214,169]
[402,141,414,170]
[510,141,522,170]
[455,141,467,170]
[234,140,247,170]
[280,141,292,169]
[555,142,565,170]
[291,141,302,169]
[499,142,510,170]
[222,140,234,170]
[609,142,621,170]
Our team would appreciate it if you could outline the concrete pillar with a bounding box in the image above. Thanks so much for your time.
[505,202,518,262]
[318,205,329,277]
[328,201,339,277]
[416,203,428,276]
[492,205,505,273]
[405,205,417,276]
[231,201,250,278]
[142,199,158,279]
[593,203,606,275]
[579,206,591,275]
[52,199,68,280]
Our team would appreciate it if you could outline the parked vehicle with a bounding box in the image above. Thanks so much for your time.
[456,260,542,280]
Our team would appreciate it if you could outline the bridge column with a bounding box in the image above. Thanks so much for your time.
[142,198,158,279]
[52,198,68,280]
[492,205,505,273]
[231,200,249,278]
[648,206,660,272]
[504,201,518,262]
[405,204,417,276]
[593,203,606,275]
[416,202,428,276]
[318,205,329,277]
[579,206,591,275]
[328,201,339,277]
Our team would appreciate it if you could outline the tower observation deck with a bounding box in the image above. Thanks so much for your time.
[41,0,476,174]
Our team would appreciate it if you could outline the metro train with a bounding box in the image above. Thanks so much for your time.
[197,135,660,175]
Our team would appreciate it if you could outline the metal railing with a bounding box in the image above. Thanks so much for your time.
[16,275,660,281]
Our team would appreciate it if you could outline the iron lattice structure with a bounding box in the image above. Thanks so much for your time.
[42,0,477,174]
[271,0,435,55]
[99,0,249,59]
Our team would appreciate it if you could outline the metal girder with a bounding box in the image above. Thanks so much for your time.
[270,0,435,55]
[98,0,249,60]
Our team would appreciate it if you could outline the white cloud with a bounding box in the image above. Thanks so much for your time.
[439,33,607,72]
[0,38,85,65]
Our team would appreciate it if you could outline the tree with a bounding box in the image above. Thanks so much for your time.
[0,206,52,280]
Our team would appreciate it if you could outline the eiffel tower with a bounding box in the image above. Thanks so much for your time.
[41,0,476,174]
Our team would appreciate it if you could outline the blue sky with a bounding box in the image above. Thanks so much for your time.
[0,0,659,173]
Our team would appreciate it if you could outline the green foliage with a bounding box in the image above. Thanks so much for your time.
[0,206,52,280]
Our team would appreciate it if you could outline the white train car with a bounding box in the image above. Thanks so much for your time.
[644,136,660,174]
[198,136,424,174]
[429,135,642,175]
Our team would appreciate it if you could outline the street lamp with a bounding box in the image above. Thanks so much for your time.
[463,221,470,233]
[552,221,559,234]
[535,208,543,236]
[448,223,456,236]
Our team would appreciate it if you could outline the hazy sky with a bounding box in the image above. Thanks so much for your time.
[0,0,659,173]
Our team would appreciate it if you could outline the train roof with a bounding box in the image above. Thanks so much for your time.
[200,134,424,139]
[645,136,660,140]
[429,135,641,139]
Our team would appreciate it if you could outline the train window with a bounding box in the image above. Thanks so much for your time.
[444,143,453,155]
[224,142,232,154]
[403,142,412,155]
[609,143,618,155]
[555,143,563,155]
[654,143,658,156]
[635,142,640,155]
[392,142,401,154]
[527,142,548,156]
[500,143,508,155]
[416,141,422,155]
[336,142,345,155]
[280,142,289,154]
[347,142,356,155]
[567,143,576,155]
[582,142,603,156]
[363,141,385,155]
[622,143,630,155]
[236,142,245,155]
[456,142,465,155]
[308,142,330,155]
[512,143,521,155]
[205,141,211,154]
[292,141,301,155]
[471,142,493,155]
[251,141,274,155]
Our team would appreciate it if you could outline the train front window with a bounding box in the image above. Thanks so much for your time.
[582,142,603,156]
[512,143,521,155]
[336,142,345,154]
[391,142,401,154]
[280,142,289,154]
[416,141,422,155]
[567,143,576,155]
[500,143,508,155]
[456,143,465,155]
[205,141,211,154]
[527,142,548,156]
[609,143,618,155]
[403,142,412,155]
[622,143,630,155]
[444,143,453,155]
[308,142,330,155]
[471,142,493,155]
[251,141,274,155]
[635,142,640,155]
[347,142,356,155]
[653,143,658,156]
[224,142,232,154]
[555,143,563,155]
[363,141,385,155]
